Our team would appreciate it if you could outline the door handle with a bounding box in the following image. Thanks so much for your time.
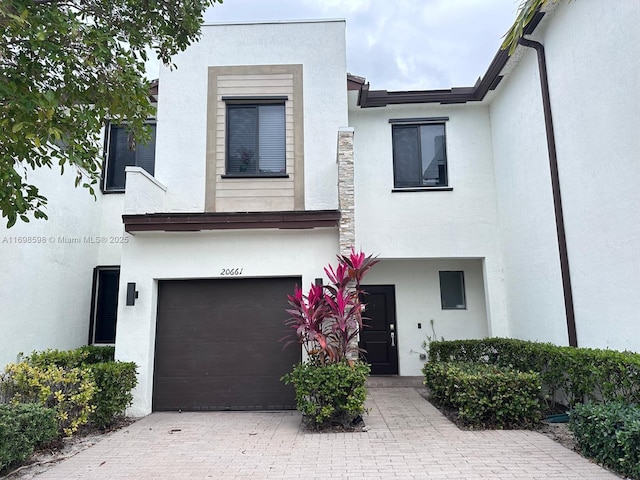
[390,331,395,347]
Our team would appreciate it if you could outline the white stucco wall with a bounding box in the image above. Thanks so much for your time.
[348,97,509,338]
[155,20,348,212]
[0,166,123,368]
[541,0,640,351]
[115,227,339,416]
[489,1,640,351]
[363,259,489,376]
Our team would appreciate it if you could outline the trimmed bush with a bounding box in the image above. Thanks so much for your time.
[24,345,115,369]
[6,346,136,430]
[0,403,57,471]
[428,338,640,409]
[87,362,137,429]
[569,402,640,480]
[2,362,96,436]
[423,361,543,429]
[282,361,370,429]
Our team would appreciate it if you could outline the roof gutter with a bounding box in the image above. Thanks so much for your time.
[357,12,546,107]
[518,37,578,347]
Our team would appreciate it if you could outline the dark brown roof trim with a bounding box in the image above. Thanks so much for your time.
[357,11,545,108]
[123,210,340,234]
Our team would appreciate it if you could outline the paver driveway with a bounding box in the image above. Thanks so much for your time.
[22,387,619,479]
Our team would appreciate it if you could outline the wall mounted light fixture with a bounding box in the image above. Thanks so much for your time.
[126,282,138,306]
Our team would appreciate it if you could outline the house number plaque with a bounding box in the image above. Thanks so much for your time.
[220,268,244,276]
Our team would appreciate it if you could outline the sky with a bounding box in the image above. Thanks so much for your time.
[198,0,523,91]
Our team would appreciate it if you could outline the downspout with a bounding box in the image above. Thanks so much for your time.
[518,38,578,347]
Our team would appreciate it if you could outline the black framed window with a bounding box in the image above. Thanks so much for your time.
[89,267,120,344]
[104,123,156,192]
[439,271,466,309]
[226,104,286,175]
[392,123,447,188]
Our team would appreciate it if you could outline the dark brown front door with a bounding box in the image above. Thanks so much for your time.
[359,285,398,375]
[153,277,301,411]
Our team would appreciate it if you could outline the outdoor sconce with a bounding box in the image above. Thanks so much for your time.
[126,282,138,306]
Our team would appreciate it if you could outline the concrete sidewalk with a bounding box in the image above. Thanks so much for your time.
[23,387,619,479]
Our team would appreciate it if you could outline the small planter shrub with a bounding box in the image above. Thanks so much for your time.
[0,403,57,471]
[282,249,378,429]
[2,362,96,436]
[87,362,137,429]
[423,361,543,429]
[1,345,137,435]
[283,361,370,429]
[569,402,640,480]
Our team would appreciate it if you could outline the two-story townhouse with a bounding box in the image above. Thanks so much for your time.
[2,1,638,418]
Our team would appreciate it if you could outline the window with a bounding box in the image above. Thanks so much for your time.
[226,104,286,176]
[89,267,120,344]
[104,123,156,191]
[392,123,447,188]
[439,271,466,309]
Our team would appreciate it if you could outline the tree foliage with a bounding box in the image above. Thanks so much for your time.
[0,0,222,227]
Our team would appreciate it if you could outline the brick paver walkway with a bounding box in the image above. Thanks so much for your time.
[25,388,619,479]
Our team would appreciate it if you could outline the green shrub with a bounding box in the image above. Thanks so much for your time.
[428,338,640,410]
[569,402,640,479]
[282,361,370,429]
[0,403,57,471]
[423,361,543,429]
[2,362,96,436]
[24,345,115,368]
[25,348,88,369]
[12,346,135,429]
[88,362,137,428]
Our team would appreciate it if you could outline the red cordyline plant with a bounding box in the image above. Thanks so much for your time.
[284,248,378,365]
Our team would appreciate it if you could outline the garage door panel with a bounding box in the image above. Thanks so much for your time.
[153,376,297,410]
[154,341,299,377]
[153,277,301,411]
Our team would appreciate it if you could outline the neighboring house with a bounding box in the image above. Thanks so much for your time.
[1,1,638,416]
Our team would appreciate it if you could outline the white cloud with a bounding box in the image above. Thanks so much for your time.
[192,0,522,90]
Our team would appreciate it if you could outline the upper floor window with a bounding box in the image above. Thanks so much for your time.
[225,103,286,176]
[392,122,447,188]
[103,123,156,192]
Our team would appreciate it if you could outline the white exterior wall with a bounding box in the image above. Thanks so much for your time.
[489,50,568,345]
[0,167,124,368]
[155,20,348,212]
[115,228,338,416]
[542,1,640,351]
[489,1,640,350]
[363,259,489,376]
[348,97,509,338]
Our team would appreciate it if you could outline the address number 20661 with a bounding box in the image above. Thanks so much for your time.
[221,268,243,276]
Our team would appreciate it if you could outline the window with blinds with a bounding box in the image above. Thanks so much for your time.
[104,123,156,192]
[226,104,286,175]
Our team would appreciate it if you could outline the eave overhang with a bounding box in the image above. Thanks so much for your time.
[123,210,341,234]
[357,11,545,107]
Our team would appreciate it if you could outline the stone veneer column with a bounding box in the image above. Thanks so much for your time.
[337,128,355,256]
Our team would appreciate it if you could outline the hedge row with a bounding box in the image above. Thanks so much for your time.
[428,338,640,408]
[0,403,57,472]
[423,361,542,429]
[1,346,136,436]
[569,402,640,480]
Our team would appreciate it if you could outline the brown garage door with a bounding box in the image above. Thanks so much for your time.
[153,277,301,411]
